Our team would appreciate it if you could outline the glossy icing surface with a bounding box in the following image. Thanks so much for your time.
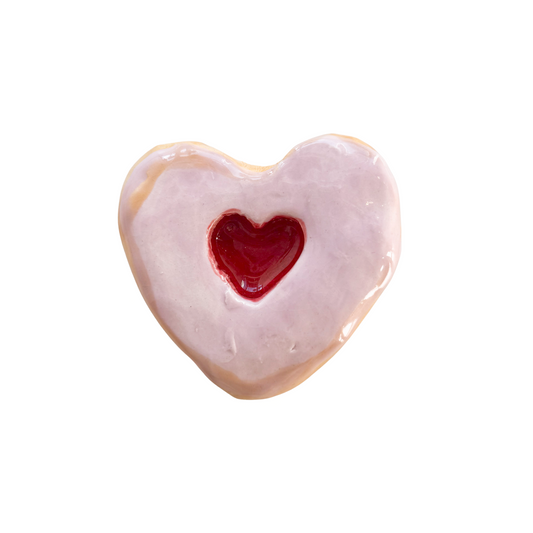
[118,134,401,399]
[209,213,305,300]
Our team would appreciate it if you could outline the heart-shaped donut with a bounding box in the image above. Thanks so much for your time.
[118,134,401,399]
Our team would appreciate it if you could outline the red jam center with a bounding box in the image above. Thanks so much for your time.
[209,213,305,300]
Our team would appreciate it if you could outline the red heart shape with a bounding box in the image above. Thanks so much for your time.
[208,213,305,300]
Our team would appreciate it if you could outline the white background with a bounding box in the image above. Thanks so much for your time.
[1,1,532,531]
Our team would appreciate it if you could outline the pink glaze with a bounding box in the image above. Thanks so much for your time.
[118,135,401,399]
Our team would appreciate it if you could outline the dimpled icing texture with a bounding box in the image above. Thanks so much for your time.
[118,134,401,399]
[209,213,305,300]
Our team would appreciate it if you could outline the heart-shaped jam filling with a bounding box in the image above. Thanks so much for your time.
[209,213,305,300]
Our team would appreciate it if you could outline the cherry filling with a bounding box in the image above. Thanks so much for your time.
[208,213,305,300]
